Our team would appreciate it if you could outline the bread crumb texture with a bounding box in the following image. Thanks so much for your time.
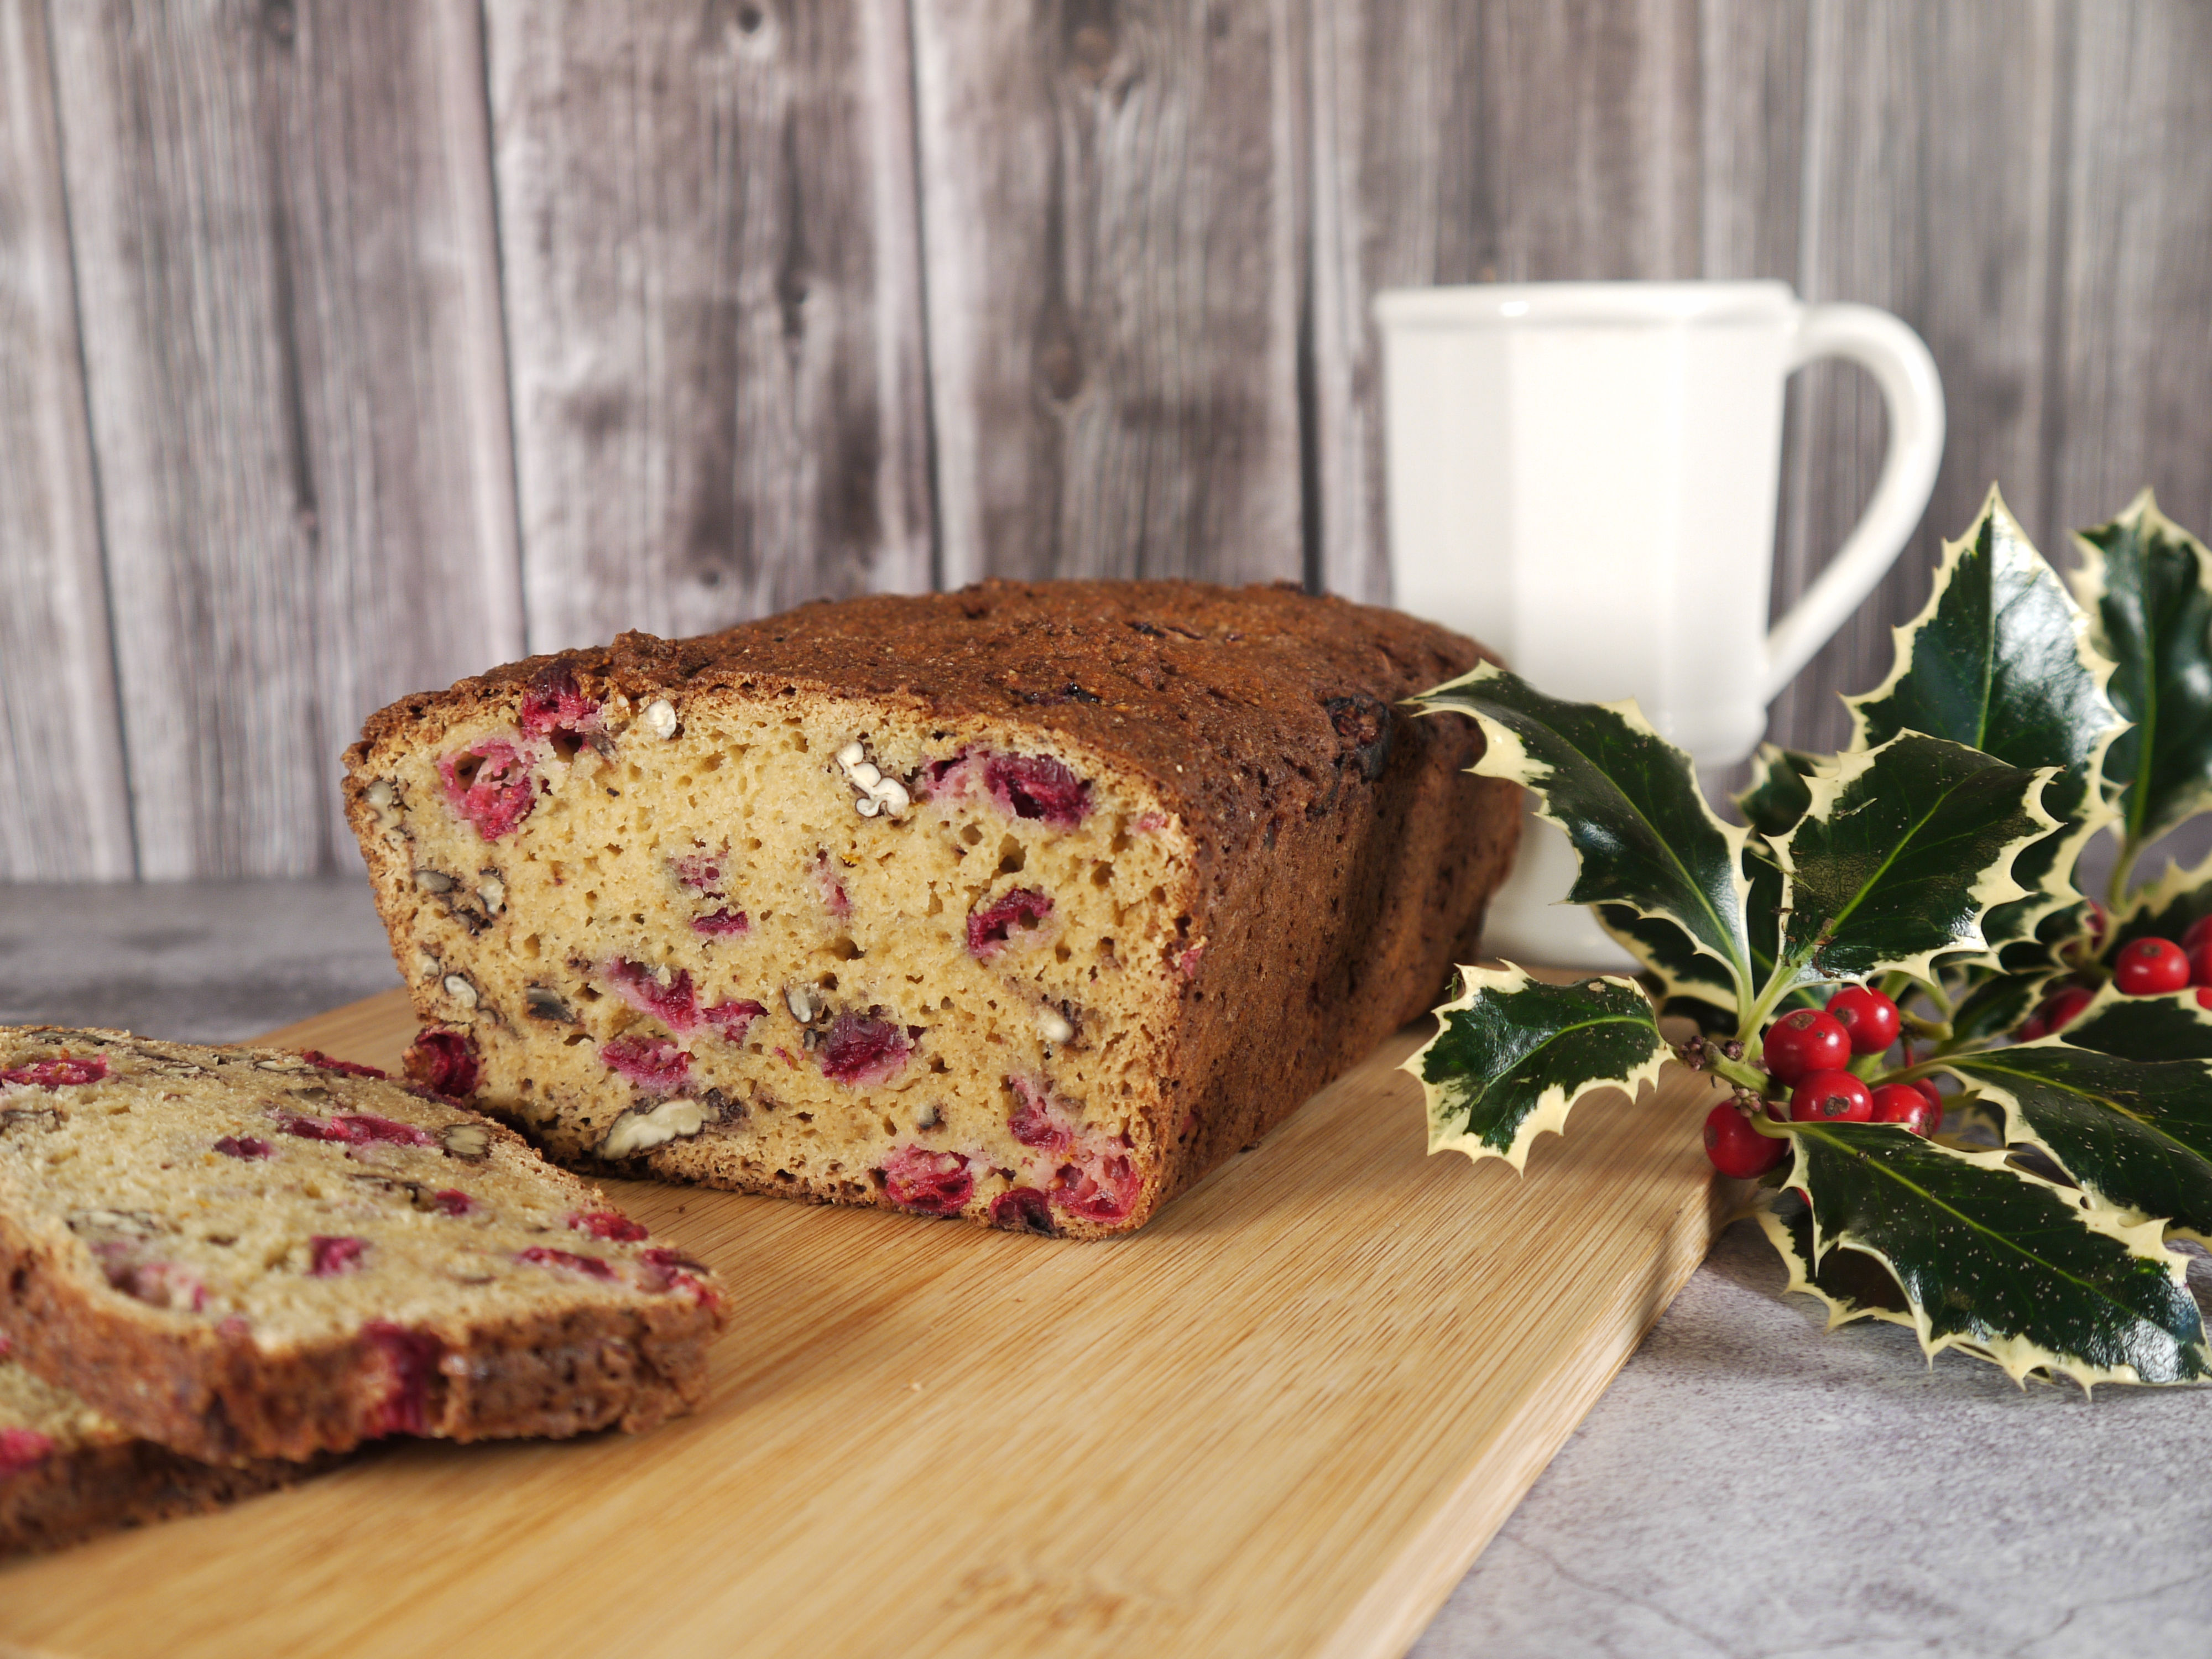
[345,581,1517,1239]
[0,1030,722,1461]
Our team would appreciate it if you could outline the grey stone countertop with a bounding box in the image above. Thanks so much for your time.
[6,878,2211,1658]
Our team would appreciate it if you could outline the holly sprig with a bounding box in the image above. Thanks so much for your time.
[1406,485,2212,1389]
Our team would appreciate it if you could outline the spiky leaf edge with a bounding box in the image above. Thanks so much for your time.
[1786,1123,2202,1390]
[1843,485,2124,946]
[1771,733,2060,988]
[1735,745,1819,839]
[2053,979,2212,1063]
[2110,844,2212,956]
[1405,963,1671,1173]
[1944,1037,2212,1249]
[2071,489,2212,852]
[1412,663,1755,999]
[1754,1192,1918,1334]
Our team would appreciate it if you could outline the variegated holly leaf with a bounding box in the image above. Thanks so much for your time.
[1846,487,2122,950]
[1601,837,1803,1025]
[1996,898,2098,979]
[1771,733,2059,987]
[1413,664,1754,999]
[2051,983,2212,1063]
[1736,746,1818,838]
[2109,848,2212,956]
[1610,849,1814,1035]
[1407,964,1669,1172]
[1945,1042,2212,1242]
[1595,904,1733,1012]
[1947,968,2052,1044]
[2074,491,2212,849]
[1788,1120,2209,1386]
[1755,1192,1912,1330]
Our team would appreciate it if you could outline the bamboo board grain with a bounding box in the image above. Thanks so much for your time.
[0,987,1728,1659]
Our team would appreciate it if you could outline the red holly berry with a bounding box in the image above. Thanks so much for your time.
[1761,1009,1852,1086]
[2115,937,2191,996]
[1704,1102,1787,1178]
[1911,1077,1944,1112]
[1790,1070,1874,1123]
[2199,987,2212,1012]
[1824,987,1901,1056]
[2184,914,2212,956]
[1870,1083,1939,1135]
[2190,941,2212,987]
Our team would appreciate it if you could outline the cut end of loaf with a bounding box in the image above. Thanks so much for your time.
[350,667,1199,1238]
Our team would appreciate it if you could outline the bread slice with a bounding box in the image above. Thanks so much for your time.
[343,580,1518,1238]
[0,1029,723,1464]
[0,1340,310,1556]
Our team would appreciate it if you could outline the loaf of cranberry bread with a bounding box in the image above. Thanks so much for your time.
[0,1030,722,1464]
[0,1340,310,1555]
[343,580,1517,1239]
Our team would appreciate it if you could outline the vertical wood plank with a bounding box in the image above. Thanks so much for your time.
[914,0,1307,588]
[1696,0,1807,285]
[486,0,932,654]
[1765,0,2064,755]
[2049,0,2212,545]
[50,0,523,877]
[1695,0,1805,795]
[0,0,134,879]
[1307,0,1703,603]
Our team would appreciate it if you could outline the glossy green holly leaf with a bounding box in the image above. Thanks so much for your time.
[1947,1042,2212,1242]
[1846,487,2122,949]
[1947,968,2053,1044]
[1788,1120,2209,1386]
[1755,1191,1912,1331]
[1771,733,2059,987]
[1735,746,1818,839]
[1407,964,1670,1172]
[2074,491,2212,849]
[1995,898,2097,979]
[1413,664,1754,1000]
[2109,848,2212,956]
[1595,904,1731,1013]
[1597,837,1789,1020]
[2048,983,2212,1063]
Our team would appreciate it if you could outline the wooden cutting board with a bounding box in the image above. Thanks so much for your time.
[0,986,1726,1659]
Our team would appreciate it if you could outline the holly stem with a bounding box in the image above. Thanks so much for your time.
[1702,1050,1771,1093]
[1884,1041,1992,1085]
[2108,832,2145,911]
[1735,957,1806,1048]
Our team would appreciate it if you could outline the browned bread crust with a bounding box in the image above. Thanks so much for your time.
[1,1435,309,1558]
[0,1349,315,1556]
[343,580,1518,1237]
[0,1028,724,1464]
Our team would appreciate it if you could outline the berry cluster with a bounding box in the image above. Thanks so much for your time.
[1702,985,1941,1179]
[2020,905,2212,1039]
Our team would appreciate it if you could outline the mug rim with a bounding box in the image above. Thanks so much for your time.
[1373,279,1797,328]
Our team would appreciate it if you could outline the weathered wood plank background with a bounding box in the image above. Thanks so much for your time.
[3,0,2209,880]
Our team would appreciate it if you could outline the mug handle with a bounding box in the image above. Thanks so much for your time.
[1762,304,1947,700]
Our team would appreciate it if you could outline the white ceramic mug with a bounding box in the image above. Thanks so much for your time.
[1373,280,1944,966]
